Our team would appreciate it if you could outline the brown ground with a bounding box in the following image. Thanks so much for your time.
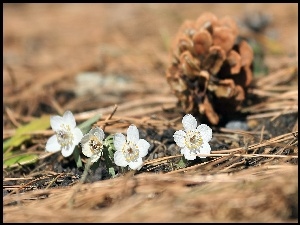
[3,3,298,222]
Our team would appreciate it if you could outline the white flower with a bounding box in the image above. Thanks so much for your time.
[80,127,105,163]
[173,114,212,160]
[113,124,150,170]
[45,111,83,157]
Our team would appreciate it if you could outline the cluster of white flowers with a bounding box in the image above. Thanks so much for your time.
[45,111,212,171]
[45,111,151,170]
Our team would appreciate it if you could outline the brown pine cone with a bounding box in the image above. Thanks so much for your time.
[166,12,254,125]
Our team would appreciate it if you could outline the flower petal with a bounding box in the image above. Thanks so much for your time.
[80,133,90,145]
[91,152,102,163]
[128,157,143,170]
[81,137,93,157]
[182,114,197,131]
[127,124,139,143]
[137,139,150,157]
[114,133,126,152]
[73,128,84,145]
[50,115,64,131]
[181,147,196,160]
[197,141,211,158]
[63,111,76,128]
[61,144,76,157]
[114,151,128,167]
[91,127,105,141]
[45,135,61,152]
[173,130,186,147]
[197,124,212,142]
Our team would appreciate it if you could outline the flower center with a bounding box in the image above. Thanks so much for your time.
[122,141,139,163]
[56,124,74,149]
[89,136,103,155]
[184,130,203,151]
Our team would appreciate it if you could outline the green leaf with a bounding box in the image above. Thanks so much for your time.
[176,157,187,169]
[3,115,51,153]
[102,146,115,174]
[90,158,100,171]
[77,114,102,134]
[3,153,39,169]
[104,134,116,159]
[108,167,115,177]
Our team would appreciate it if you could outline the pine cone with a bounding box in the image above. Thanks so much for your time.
[166,12,254,125]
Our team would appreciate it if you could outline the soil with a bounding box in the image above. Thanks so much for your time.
[3,3,298,223]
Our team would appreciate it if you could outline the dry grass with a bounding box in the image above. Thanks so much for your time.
[3,165,298,222]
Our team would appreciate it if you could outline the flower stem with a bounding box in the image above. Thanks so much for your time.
[68,157,92,208]
[73,146,82,168]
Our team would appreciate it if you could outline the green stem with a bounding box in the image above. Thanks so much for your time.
[68,157,92,208]
[73,146,82,168]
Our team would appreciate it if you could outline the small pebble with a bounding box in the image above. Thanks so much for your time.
[225,120,249,130]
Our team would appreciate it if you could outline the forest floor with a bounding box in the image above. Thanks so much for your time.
[3,3,298,222]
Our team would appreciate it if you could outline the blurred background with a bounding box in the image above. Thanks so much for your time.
[3,3,298,121]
